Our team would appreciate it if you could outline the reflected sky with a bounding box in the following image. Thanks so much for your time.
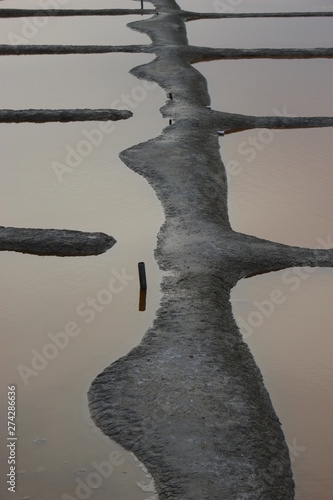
[186,17,333,49]
[177,0,333,13]
[0,0,152,9]
[0,52,165,499]
[194,59,333,117]
[0,15,151,45]
[231,269,333,500]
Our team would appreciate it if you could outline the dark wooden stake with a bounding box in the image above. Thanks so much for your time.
[139,289,147,312]
[138,262,147,312]
[141,0,144,14]
[138,262,147,290]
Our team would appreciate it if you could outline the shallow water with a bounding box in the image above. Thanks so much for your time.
[0,51,165,499]
[194,59,333,248]
[178,0,333,14]
[0,0,152,10]
[195,59,333,117]
[231,270,333,500]
[186,17,333,49]
[0,15,151,45]
[191,9,333,500]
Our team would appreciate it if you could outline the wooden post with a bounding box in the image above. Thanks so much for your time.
[141,0,144,14]
[139,289,147,312]
[138,262,147,290]
[138,262,147,312]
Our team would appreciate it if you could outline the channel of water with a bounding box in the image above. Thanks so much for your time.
[0,14,165,499]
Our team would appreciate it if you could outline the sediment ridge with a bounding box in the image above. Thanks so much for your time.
[0,226,116,256]
[19,0,328,497]
[0,108,132,123]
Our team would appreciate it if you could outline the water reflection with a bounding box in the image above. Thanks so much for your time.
[186,17,333,49]
[194,59,333,248]
[195,59,333,116]
[0,53,165,499]
[139,289,147,312]
[1,53,158,109]
[0,0,152,9]
[231,269,333,500]
[222,128,333,248]
[178,0,332,14]
[0,15,151,45]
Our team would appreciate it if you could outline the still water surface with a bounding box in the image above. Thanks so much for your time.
[231,270,333,500]
[192,10,333,500]
[0,15,151,45]
[0,51,165,499]
[186,17,333,49]
[0,0,151,10]
[178,0,333,13]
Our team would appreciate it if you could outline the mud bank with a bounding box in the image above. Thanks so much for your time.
[189,46,333,61]
[0,8,155,18]
[184,11,333,21]
[0,108,132,123]
[0,226,116,256]
[83,1,333,498]
[0,44,148,55]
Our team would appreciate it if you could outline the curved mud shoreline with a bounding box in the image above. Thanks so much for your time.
[0,226,116,256]
[88,1,333,499]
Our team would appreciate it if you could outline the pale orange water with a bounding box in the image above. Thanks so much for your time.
[0,47,164,500]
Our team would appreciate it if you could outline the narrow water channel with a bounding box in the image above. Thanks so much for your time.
[0,15,151,46]
[191,7,333,499]
[0,20,164,500]
[187,17,333,49]
[0,0,152,10]
[178,0,332,14]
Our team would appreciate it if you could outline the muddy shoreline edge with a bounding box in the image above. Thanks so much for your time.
[88,2,333,498]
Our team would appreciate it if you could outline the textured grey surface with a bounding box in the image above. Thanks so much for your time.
[0,226,116,256]
[0,108,132,123]
[0,8,155,17]
[54,0,332,497]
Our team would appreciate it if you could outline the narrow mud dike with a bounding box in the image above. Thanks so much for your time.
[0,8,155,18]
[0,44,148,55]
[87,1,333,499]
[0,226,116,256]
[0,108,132,123]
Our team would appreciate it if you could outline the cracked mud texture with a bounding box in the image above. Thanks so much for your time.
[82,1,333,498]
[0,108,132,123]
[0,226,116,256]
